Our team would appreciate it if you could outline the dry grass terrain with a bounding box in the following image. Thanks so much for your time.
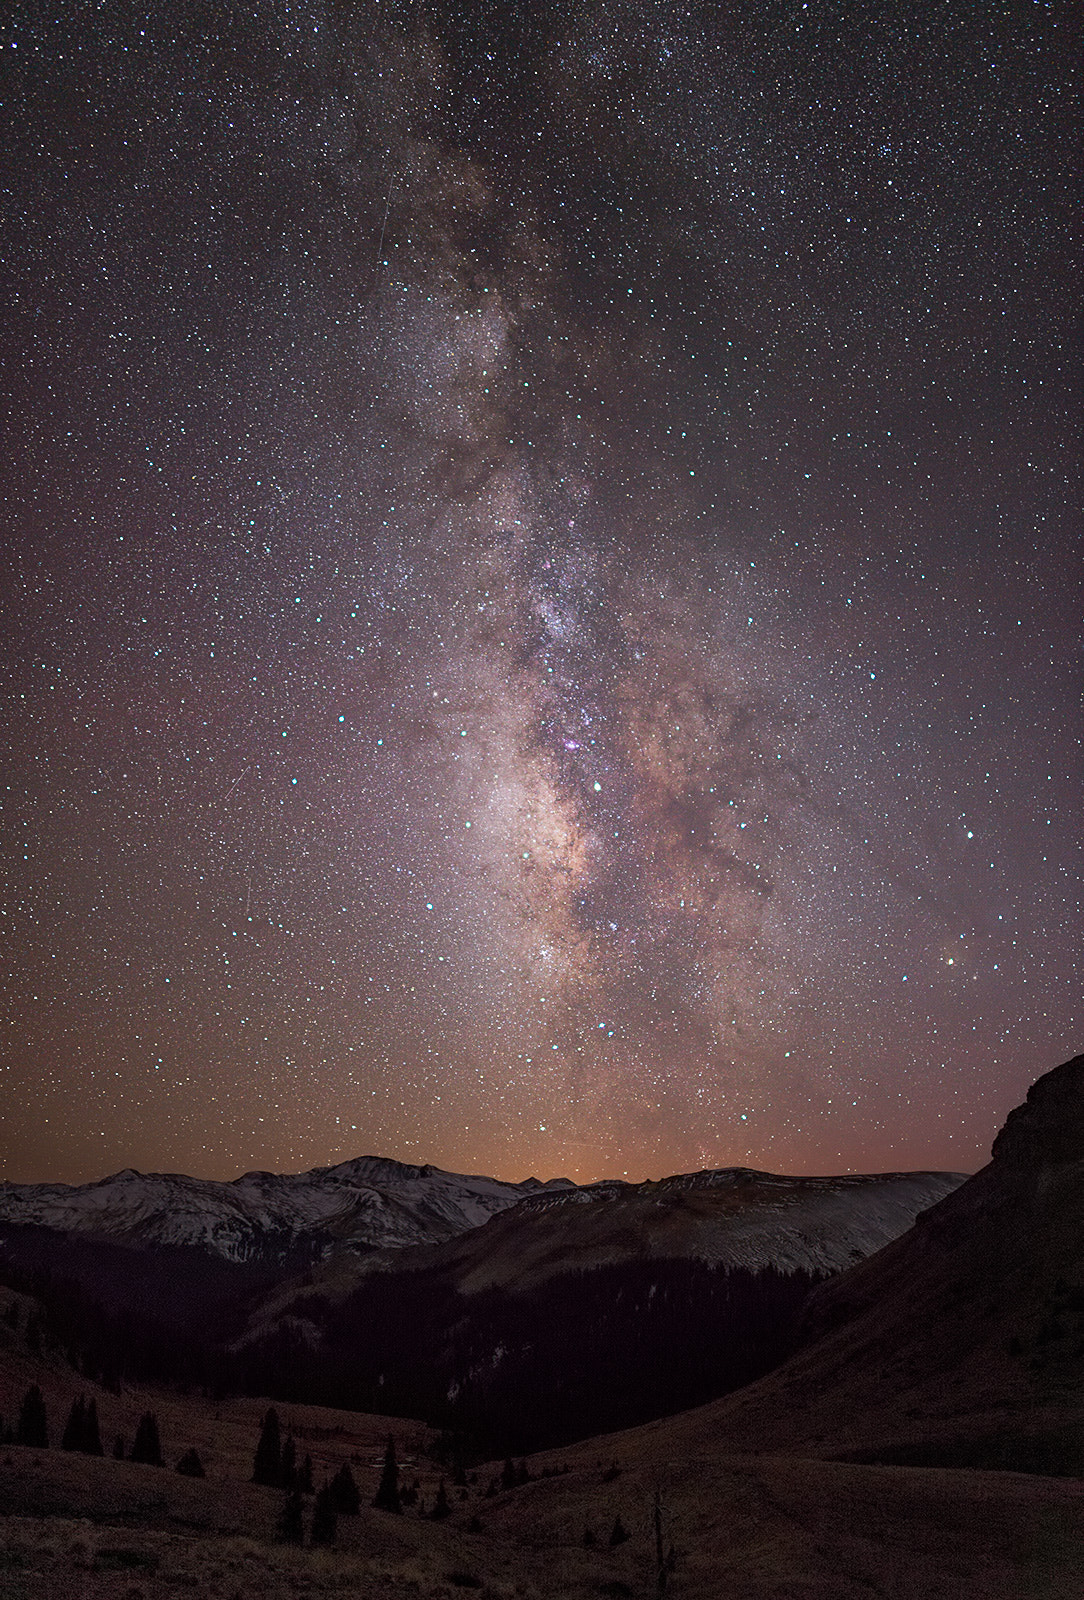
[0,1325,1081,1600]
[0,1434,1080,1599]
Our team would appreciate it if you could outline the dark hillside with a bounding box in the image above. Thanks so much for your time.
[619,1053,1084,1478]
[0,1225,272,1391]
[241,1256,825,1455]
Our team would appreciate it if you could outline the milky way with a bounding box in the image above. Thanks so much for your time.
[1,1,1078,1184]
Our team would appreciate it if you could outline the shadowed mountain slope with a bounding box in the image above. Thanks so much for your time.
[0,1162,964,1448]
[247,1165,964,1320]
[595,1053,1084,1476]
[235,1168,962,1453]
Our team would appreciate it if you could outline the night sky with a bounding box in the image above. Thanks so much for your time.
[2,1,1078,1187]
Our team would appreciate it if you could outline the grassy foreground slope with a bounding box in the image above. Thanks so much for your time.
[0,1423,1081,1599]
[0,1285,1081,1599]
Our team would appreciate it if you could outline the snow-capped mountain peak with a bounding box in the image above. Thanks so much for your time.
[0,1158,577,1262]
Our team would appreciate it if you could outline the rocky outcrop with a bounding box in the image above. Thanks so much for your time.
[991,1053,1084,1168]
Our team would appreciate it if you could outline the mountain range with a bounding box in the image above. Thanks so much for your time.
[0,1152,964,1455]
[0,1157,576,1262]
[0,1055,1080,1596]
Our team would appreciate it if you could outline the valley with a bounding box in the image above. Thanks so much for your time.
[0,1055,1080,1596]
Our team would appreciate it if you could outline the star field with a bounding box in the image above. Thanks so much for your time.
[1,0,1078,1185]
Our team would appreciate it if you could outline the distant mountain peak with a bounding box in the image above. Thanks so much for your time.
[0,1154,584,1264]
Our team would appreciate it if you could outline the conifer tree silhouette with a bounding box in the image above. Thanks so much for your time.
[430,1478,452,1520]
[84,1398,103,1456]
[609,1514,630,1547]
[62,1396,86,1451]
[252,1407,282,1486]
[276,1487,305,1544]
[16,1386,48,1448]
[310,1483,337,1546]
[330,1461,360,1514]
[130,1412,164,1466]
[62,1395,104,1455]
[176,1448,205,1477]
[280,1433,297,1490]
[372,1434,401,1513]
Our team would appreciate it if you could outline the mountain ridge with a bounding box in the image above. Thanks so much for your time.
[590,1051,1084,1477]
[0,1155,964,1269]
[0,1157,577,1263]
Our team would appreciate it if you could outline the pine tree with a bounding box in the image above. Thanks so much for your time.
[310,1483,337,1546]
[280,1434,297,1491]
[609,1514,630,1547]
[176,1448,205,1477]
[62,1396,87,1451]
[130,1412,164,1466]
[84,1398,103,1456]
[297,1452,314,1494]
[276,1487,305,1544]
[113,1434,125,1460]
[15,1385,48,1448]
[252,1407,282,1486]
[330,1462,360,1515]
[430,1478,451,1520]
[372,1434,401,1513]
[62,1395,104,1455]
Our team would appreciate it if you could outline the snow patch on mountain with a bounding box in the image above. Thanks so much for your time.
[0,1156,965,1279]
[446,1168,970,1290]
[0,1159,577,1262]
